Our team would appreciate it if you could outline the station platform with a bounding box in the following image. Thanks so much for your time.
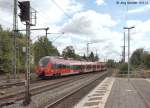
[75,77,150,108]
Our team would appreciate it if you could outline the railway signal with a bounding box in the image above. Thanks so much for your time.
[18,1,30,22]
[18,0,33,106]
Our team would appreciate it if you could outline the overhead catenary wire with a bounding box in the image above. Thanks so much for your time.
[51,0,72,19]
[51,35,62,42]
[1,0,73,32]
[27,0,72,27]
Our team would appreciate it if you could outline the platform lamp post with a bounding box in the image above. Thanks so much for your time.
[87,42,96,61]
[86,40,104,61]
[123,26,135,81]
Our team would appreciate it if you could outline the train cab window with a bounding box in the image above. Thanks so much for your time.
[39,57,50,67]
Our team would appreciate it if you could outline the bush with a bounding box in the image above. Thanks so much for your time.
[119,63,128,74]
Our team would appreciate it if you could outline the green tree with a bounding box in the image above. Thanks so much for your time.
[94,54,99,61]
[131,48,149,67]
[62,45,76,58]
[119,63,128,74]
[131,48,144,66]
[88,51,95,61]
[0,25,2,31]
[33,37,59,65]
[106,59,115,68]
[0,30,12,74]
[0,25,60,74]
[82,53,87,60]
[0,26,28,74]
[143,53,150,68]
[15,34,26,72]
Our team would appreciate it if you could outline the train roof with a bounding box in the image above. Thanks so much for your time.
[40,56,102,65]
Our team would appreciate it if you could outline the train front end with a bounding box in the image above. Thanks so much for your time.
[35,56,52,79]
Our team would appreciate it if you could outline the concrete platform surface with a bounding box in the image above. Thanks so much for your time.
[75,77,115,108]
[75,77,150,108]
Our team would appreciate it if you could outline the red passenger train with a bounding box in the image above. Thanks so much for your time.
[35,56,106,79]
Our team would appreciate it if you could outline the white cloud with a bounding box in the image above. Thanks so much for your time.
[25,0,83,30]
[96,0,105,5]
[0,0,13,13]
[125,19,150,60]
[126,20,142,27]
[126,19,150,36]
[2,0,150,61]
[61,10,117,35]
[128,4,150,14]
[58,10,124,60]
[0,0,83,29]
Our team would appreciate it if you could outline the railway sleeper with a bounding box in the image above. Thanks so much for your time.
[0,91,5,95]
[53,73,61,78]
[0,99,15,107]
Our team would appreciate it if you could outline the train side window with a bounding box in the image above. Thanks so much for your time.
[54,64,59,69]
[66,65,69,69]
[57,64,61,68]
[76,65,79,70]
[72,65,77,70]
[76,66,79,70]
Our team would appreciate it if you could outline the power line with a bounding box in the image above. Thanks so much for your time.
[51,34,64,42]
[51,0,72,19]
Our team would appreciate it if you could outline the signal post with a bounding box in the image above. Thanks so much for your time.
[18,1,36,105]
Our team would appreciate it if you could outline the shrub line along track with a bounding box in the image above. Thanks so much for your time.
[0,72,101,107]
[44,71,108,108]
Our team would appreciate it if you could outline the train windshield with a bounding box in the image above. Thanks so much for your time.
[39,57,50,67]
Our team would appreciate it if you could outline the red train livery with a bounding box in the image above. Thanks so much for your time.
[35,56,106,79]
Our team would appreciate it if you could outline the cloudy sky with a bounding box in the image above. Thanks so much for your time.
[0,0,150,61]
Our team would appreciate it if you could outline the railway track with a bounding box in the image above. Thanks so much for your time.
[0,79,41,89]
[0,73,39,89]
[0,74,82,91]
[44,71,109,108]
[0,72,99,90]
[0,72,98,107]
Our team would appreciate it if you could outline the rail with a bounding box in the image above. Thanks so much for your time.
[45,71,108,108]
[0,73,93,107]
